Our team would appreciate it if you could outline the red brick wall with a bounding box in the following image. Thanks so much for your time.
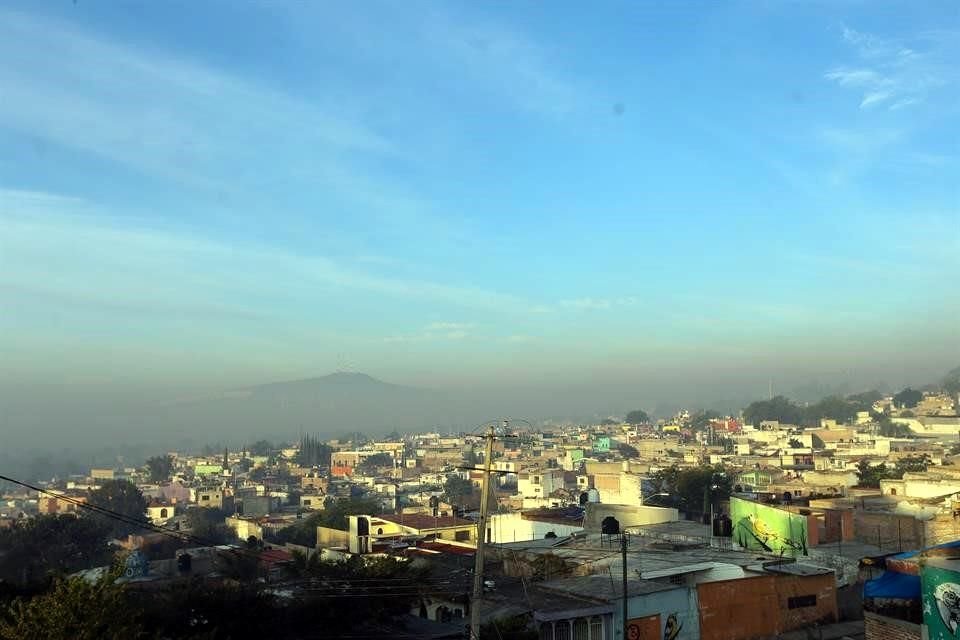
[864,612,920,640]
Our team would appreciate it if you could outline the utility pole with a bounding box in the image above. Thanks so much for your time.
[621,533,629,640]
[470,424,497,640]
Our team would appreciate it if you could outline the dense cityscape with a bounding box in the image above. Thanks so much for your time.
[2,368,960,639]
[2,1,957,639]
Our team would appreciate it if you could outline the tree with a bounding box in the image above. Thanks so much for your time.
[803,396,858,425]
[318,496,381,531]
[356,453,393,474]
[743,396,803,426]
[144,455,173,483]
[943,366,960,396]
[689,410,722,432]
[893,388,923,409]
[617,443,639,459]
[856,459,895,488]
[651,465,730,518]
[600,418,619,426]
[625,409,650,425]
[895,455,930,475]
[185,507,230,544]
[249,440,274,456]
[0,576,146,640]
[463,448,481,467]
[295,434,332,468]
[443,475,474,506]
[788,438,804,449]
[85,480,148,537]
[0,515,112,585]
[847,390,883,412]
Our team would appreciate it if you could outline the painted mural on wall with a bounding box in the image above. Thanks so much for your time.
[730,497,807,557]
[626,614,660,640]
[664,613,682,640]
[922,562,960,639]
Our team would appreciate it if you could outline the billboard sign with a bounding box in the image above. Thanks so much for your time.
[730,497,808,556]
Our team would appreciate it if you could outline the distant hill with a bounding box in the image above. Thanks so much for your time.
[152,372,463,442]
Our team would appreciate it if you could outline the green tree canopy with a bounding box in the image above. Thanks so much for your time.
[617,443,639,459]
[689,410,722,432]
[743,396,804,426]
[893,388,923,409]
[0,515,112,586]
[847,390,883,412]
[803,396,858,425]
[625,409,650,425]
[0,576,145,640]
[356,453,393,474]
[144,455,173,483]
[443,475,474,506]
[248,440,274,457]
[85,480,147,537]
[943,366,960,396]
[651,465,730,517]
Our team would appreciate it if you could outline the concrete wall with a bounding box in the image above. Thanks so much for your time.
[583,503,678,531]
[316,526,349,548]
[697,573,837,640]
[488,512,584,543]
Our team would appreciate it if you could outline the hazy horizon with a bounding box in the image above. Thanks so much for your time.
[1,2,958,457]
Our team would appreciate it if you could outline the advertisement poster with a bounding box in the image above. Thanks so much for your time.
[730,497,808,557]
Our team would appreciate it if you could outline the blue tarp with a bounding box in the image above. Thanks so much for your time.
[863,539,960,600]
[863,570,921,599]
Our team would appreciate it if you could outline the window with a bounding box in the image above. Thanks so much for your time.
[533,476,540,485]
[377,528,383,535]
[201,495,210,501]
[160,508,168,518]
[455,530,470,542]
[788,595,817,609]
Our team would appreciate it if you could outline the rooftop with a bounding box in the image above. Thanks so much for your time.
[376,513,474,530]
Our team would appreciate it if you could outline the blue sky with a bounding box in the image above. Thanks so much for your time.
[0,0,957,394]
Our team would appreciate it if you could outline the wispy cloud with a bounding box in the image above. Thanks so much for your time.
[0,11,388,183]
[420,12,588,119]
[824,26,953,110]
[425,322,474,331]
[560,297,639,311]
[0,190,545,321]
[384,322,474,343]
[0,8,473,247]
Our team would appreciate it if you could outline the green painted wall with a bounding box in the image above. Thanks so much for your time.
[922,561,960,638]
[730,496,808,557]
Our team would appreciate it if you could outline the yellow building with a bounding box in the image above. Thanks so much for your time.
[347,513,476,554]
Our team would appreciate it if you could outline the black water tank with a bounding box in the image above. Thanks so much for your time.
[177,553,192,572]
[601,516,620,535]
